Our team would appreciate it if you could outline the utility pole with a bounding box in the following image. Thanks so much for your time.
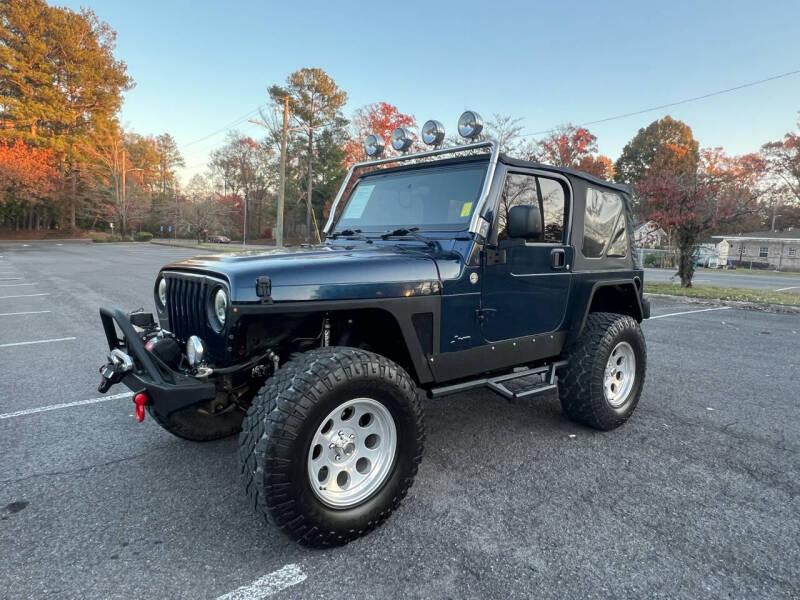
[277,95,289,248]
[243,192,248,247]
[121,149,126,238]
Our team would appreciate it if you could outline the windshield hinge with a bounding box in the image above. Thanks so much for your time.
[255,275,272,303]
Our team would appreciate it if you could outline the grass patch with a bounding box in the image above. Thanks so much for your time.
[695,267,800,278]
[644,281,800,306]
[648,266,800,278]
[91,234,124,243]
[151,240,276,252]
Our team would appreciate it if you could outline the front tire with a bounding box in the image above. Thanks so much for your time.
[557,312,646,430]
[238,347,424,547]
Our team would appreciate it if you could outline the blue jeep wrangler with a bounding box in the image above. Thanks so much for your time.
[98,112,649,547]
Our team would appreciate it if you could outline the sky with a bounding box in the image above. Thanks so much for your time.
[60,0,800,185]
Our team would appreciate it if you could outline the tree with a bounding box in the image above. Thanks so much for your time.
[155,134,184,199]
[636,144,766,286]
[344,102,416,164]
[761,111,800,226]
[81,123,160,237]
[209,132,273,240]
[0,0,133,228]
[269,68,347,241]
[181,174,231,242]
[531,124,615,180]
[486,114,526,155]
[0,138,57,230]
[615,116,699,184]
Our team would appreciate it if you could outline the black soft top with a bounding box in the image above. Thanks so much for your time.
[357,151,631,195]
[499,154,632,195]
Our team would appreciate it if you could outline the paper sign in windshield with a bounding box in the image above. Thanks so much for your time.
[460,201,473,218]
[343,184,375,219]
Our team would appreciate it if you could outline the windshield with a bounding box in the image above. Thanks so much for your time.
[334,163,486,233]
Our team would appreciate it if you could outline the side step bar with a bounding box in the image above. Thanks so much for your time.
[429,360,567,402]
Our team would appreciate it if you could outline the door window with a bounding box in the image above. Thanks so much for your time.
[496,173,566,243]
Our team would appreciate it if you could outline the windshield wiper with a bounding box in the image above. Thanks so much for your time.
[328,229,373,243]
[380,227,438,250]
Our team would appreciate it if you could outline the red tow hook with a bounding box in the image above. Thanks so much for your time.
[133,392,148,422]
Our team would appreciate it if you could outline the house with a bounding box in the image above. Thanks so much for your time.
[634,221,667,248]
[715,229,800,272]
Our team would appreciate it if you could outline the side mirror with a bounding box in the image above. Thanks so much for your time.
[507,205,542,240]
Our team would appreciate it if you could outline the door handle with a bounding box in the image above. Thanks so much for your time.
[551,248,566,269]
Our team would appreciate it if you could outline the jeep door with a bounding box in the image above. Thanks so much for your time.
[480,169,572,342]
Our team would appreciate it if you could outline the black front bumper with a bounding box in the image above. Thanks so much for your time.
[99,306,217,416]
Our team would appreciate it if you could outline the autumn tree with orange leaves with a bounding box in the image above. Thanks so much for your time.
[636,140,766,286]
[531,124,615,180]
[0,139,57,230]
[344,102,417,165]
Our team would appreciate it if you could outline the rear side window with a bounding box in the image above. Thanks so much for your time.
[583,187,627,258]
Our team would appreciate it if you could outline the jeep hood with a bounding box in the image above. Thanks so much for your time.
[161,245,447,302]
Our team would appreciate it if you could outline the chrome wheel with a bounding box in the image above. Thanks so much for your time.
[307,398,397,509]
[604,341,636,408]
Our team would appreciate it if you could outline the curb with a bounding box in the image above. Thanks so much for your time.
[0,238,92,243]
[149,240,203,250]
[644,292,800,316]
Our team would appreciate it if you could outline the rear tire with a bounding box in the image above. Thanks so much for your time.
[557,312,646,430]
[238,347,424,547]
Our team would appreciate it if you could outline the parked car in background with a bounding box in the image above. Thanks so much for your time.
[210,235,231,244]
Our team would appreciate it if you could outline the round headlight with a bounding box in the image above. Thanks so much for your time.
[390,127,414,153]
[213,288,228,327]
[457,110,484,139]
[364,133,385,158]
[186,335,205,367]
[157,277,167,307]
[421,120,445,146]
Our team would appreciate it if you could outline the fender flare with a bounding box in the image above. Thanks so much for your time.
[574,279,644,340]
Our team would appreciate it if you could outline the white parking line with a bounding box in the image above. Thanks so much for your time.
[0,336,76,348]
[775,286,800,291]
[0,310,51,316]
[0,277,22,280]
[649,306,732,320]
[0,283,34,287]
[0,293,49,299]
[215,564,307,600]
[0,391,132,420]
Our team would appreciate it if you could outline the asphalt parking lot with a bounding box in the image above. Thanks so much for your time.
[645,267,800,293]
[1,241,799,600]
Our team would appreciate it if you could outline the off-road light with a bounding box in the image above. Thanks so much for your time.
[364,133,385,158]
[213,287,228,328]
[457,110,483,139]
[421,120,445,146]
[390,127,415,153]
[186,335,205,366]
[157,277,167,307]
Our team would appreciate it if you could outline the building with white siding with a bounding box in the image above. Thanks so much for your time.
[715,230,800,272]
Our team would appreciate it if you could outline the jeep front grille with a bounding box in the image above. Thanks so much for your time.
[164,274,211,343]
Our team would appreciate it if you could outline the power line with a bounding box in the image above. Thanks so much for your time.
[181,121,264,159]
[520,68,800,138]
[181,102,270,148]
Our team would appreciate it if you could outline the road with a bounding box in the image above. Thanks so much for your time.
[1,242,799,599]
[645,267,800,293]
